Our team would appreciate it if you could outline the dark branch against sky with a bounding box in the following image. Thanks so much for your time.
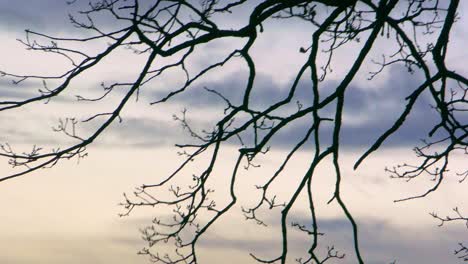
[0,1,467,264]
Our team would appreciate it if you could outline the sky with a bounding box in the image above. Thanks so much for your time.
[0,1,467,264]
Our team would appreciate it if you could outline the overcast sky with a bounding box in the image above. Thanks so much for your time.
[0,1,467,264]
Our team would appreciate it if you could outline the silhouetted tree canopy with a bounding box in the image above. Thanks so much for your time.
[0,0,467,263]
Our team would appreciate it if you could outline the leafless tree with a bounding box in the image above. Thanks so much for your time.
[0,0,467,263]
[431,208,468,262]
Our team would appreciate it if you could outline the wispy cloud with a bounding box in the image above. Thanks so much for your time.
[147,65,439,150]
[0,0,72,31]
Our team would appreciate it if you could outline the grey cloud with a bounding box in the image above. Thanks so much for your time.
[150,71,286,109]
[0,0,71,31]
[150,65,440,150]
[113,208,467,264]
[0,107,190,148]
[99,116,194,148]
[340,67,440,148]
[277,212,467,264]
[0,79,40,100]
[198,235,281,253]
[0,0,131,34]
[0,79,76,104]
[0,123,64,146]
[200,215,466,264]
[3,64,438,150]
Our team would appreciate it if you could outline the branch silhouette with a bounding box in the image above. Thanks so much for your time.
[0,0,466,263]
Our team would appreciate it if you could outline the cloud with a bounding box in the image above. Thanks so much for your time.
[0,0,133,35]
[0,79,38,99]
[95,115,205,148]
[149,71,286,109]
[105,117,176,146]
[0,0,71,31]
[147,65,441,151]
[198,215,466,264]
[0,62,443,152]
[0,2,452,152]
[115,207,467,264]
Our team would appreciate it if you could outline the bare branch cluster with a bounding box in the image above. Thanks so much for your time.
[431,207,468,262]
[0,0,466,263]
